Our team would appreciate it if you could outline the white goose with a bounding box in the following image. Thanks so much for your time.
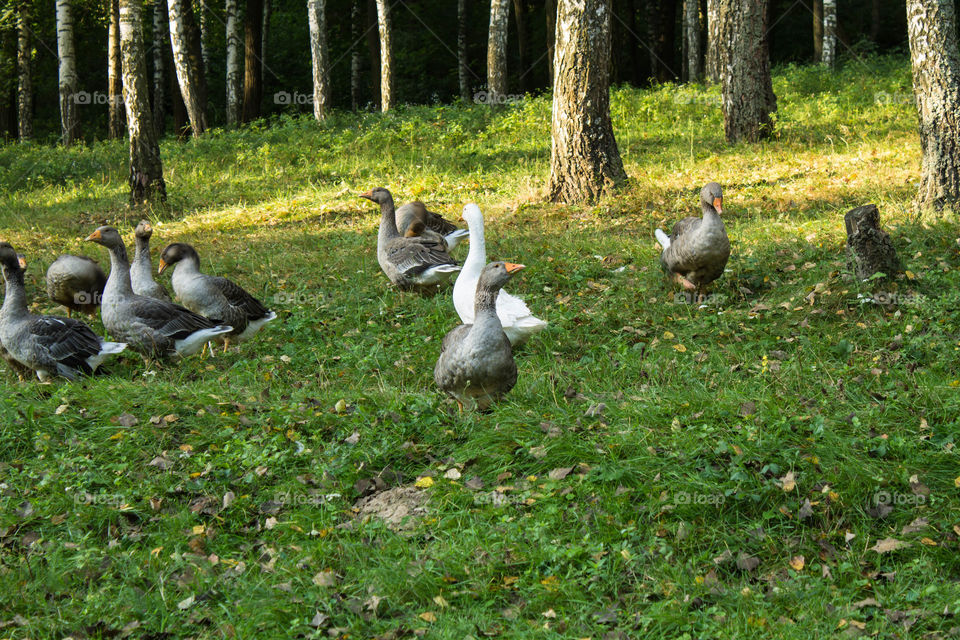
[453,204,547,346]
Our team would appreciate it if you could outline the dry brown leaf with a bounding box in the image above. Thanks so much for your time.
[869,537,909,554]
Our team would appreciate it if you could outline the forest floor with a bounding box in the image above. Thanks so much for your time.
[0,55,958,639]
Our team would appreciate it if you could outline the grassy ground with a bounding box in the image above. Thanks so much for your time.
[1,55,959,639]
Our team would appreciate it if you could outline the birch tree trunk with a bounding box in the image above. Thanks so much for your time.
[717,0,776,143]
[108,0,125,138]
[242,0,263,122]
[487,0,510,99]
[457,0,469,100]
[545,0,555,84]
[56,0,79,145]
[374,0,393,111]
[199,0,209,82]
[225,0,242,125]
[307,0,330,120]
[152,0,167,136]
[350,0,360,110]
[548,0,625,204]
[907,0,960,211]
[822,0,836,66]
[168,0,207,136]
[684,0,701,82]
[16,1,31,141]
[118,0,166,203]
[704,0,719,82]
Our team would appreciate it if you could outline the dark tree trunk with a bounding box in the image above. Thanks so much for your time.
[870,0,881,42]
[548,0,625,203]
[109,0,125,138]
[717,0,776,143]
[242,0,263,122]
[261,0,271,87]
[366,0,379,108]
[513,0,527,93]
[684,0,701,82]
[813,0,823,62]
[16,1,31,142]
[545,0,556,84]
[704,0,719,82]
[458,0,470,100]
[350,0,361,109]
[167,34,188,136]
[0,28,14,139]
[152,0,167,136]
[844,205,901,281]
[907,0,960,211]
[646,0,678,82]
[118,0,166,203]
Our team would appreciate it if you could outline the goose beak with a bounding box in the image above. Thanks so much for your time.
[359,189,374,200]
[505,262,525,274]
[85,230,101,242]
[17,256,26,269]
[158,259,168,275]
[713,197,723,214]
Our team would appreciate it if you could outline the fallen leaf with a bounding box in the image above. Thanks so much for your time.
[789,555,805,571]
[779,471,797,492]
[736,553,760,572]
[344,431,360,445]
[419,612,436,623]
[177,595,195,610]
[542,609,556,619]
[869,537,909,554]
[443,468,461,480]
[415,476,434,489]
[739,402,756,417]
[312,570,338,587]
[901,517,928,535]
[548,467,574,481]
[113,413,138,427]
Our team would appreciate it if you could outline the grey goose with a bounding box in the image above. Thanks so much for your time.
[131,220,172,301]
[46,254,107,317]
[655,182,730,294]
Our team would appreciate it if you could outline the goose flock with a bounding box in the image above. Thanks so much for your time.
[0,182,729,412]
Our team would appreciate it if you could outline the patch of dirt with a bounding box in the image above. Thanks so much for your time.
[351,486,428,532]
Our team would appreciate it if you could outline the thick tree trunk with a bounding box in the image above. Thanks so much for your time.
[513,0,527,93]
[225,0,241,125]
[907,0,960,211]
[545,0,556,84]
[870,0,880,42]
[108,0,126,139]
[56,0,79,145]
[458,0,469,100]
[350,0,361,109]
[168,0,207,136]
[684,0,701,82]
[261,0,271,87]
[0,29,15,139]
[152,0,167,136]
[548,0,625,204]
[242,0,263,122]
[307,0,330,120]
[16,2,31,142]
[717,0,776,143]
[704,0,719,82]
[374,0,393,111]
[822,0,836,66]
[812,0,823,62]
[844,205,901,281]
[199,0,209,82]
[487,0,509,99]
[118,0,166,203]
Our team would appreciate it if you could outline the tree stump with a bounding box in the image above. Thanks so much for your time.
[844,204,901,281]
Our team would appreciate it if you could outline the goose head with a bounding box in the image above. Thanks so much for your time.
[0,242,27,270]
[359,187,393,205]
[85,226,125,250]
[700,182,723,215]
[0,243,22,274]
[477,261,524,293]
[134,220,155,240]
[461,203,484,229]
[404,220,427,238]
[158,242,200,274]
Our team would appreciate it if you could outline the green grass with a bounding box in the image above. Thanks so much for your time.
[1,54,959,639]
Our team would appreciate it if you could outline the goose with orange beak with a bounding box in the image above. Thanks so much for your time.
[85,226,232,359]
[434,261,523,412]
[655,182,730,296]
